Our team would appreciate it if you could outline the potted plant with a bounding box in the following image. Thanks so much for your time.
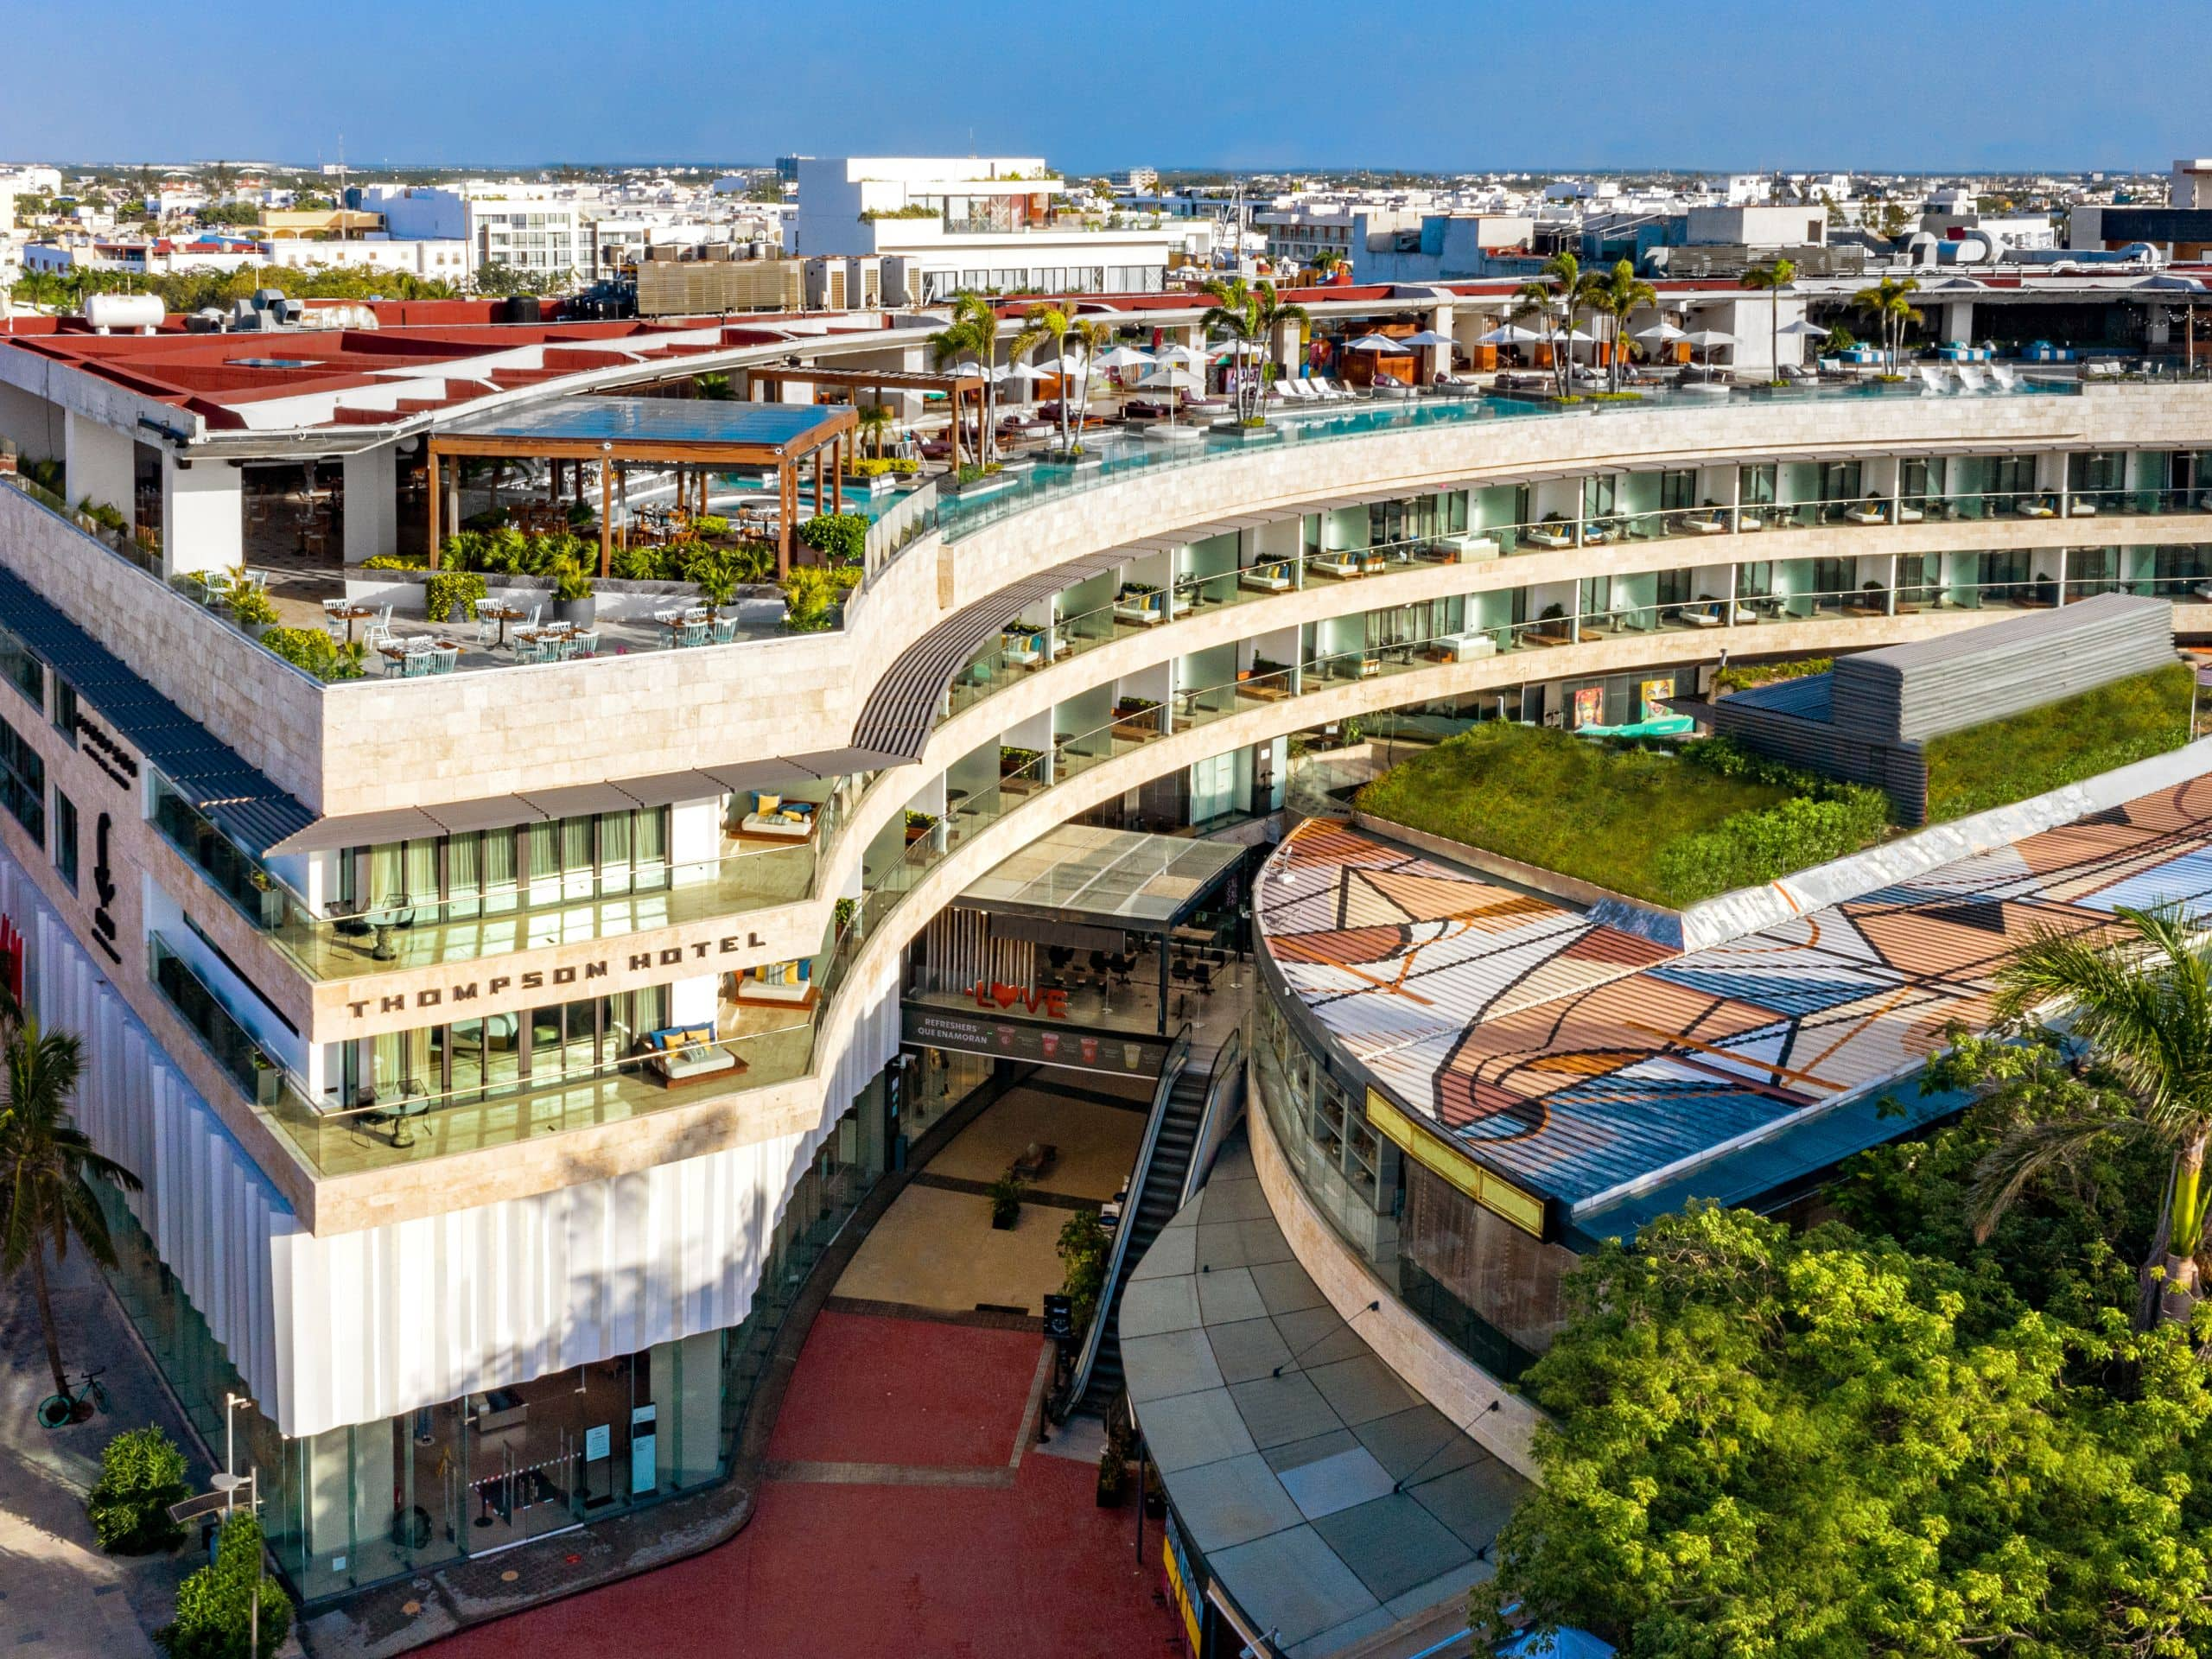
[1095,1443,1126,1509]
[988,1173,1025,1230]
[251,1047,283,1109]
[423,568,486,626]
[834,896,857,937]
[226,582,278,640]
[248,868,286,930]
[903,809,938,846]
[551,559,596,628]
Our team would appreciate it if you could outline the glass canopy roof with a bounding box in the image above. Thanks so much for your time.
[960,825,1245,931]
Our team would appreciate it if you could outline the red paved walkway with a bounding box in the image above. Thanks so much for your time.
[429,1308,1185,1659]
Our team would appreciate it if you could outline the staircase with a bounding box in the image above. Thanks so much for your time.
[1075,1058,1213,1416]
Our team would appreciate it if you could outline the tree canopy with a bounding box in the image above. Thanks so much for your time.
[1482,1042,2212,1658]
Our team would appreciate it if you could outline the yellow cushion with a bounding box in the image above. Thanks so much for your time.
[755,792,781,816]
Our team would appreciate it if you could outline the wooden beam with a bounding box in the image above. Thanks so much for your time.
[778,462,795,577]
[426,450,441,569]
[599,459,613,578]
[831,436,842,515]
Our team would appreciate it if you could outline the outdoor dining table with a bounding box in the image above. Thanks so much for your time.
[654,613,712,643]
[482,604,530,647]
[327,603,375,643]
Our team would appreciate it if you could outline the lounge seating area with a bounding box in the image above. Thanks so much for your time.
[732,960,818,1011]
[643,1024,745,1090]
[734,791,823,844]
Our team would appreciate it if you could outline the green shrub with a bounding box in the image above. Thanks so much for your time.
[1923,664,2194,822]
[1354,724,1887,909]
[1651,789,1892,900]
[1714,656,1833,693]
[693,513,730,537]
[225,585,278,628]
[550,558,593,602]
[422,569,486,624]
[87,1427,189,1555]
[779,564,861,632]
[610,543,676,582]
[360,554,425,571]
[846,457,918,478]
[156,1511,291,1659]
[258,627,365,682]
[1056,1210,1111,1332]
[797,512,868,566]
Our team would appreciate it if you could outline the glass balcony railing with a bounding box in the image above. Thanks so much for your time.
[910,378,2083,545]
[255,590,2015,1183]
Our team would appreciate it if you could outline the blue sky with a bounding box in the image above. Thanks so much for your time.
[3,0,2200,175]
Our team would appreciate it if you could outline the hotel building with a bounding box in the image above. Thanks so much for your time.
[1,277,2211,1642]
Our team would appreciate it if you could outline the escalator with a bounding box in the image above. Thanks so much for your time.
[1055,1027,1244,1420]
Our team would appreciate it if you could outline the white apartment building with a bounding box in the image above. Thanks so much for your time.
[361,183,588,283]
[791,156,1198,302]
[261,237,472,280]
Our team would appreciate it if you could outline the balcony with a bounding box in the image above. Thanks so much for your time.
[252,594,2007,1195]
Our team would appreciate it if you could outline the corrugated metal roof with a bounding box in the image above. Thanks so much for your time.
[1717,673,1834,721]
[0,567,314,856]
[1258,777,2212,1211]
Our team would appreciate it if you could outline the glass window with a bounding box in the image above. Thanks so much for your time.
[0,715,45,847]
[49,676,76,744]
[0,628,43,710]
[52,788,77,890]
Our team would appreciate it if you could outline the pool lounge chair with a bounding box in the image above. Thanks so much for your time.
[1916,365,1953,396]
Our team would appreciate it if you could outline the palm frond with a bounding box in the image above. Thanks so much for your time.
[1967,1114,2138,1241]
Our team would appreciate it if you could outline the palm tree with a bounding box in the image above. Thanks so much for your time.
[1851,275,1922,377]
[928,290,1002,466]
[1198,275,1260,421]
[854,402,893,461]
[1010,301,1080,451]
[1311,248,1344,282]
[1972,906,2212,1326]
[1066,316,1109,442]
[1248,280,1310,410]
[0,1019,141,1400]
[1519,251,1583,395]
[1586,259,1657,393]
[1739,257,1797,385]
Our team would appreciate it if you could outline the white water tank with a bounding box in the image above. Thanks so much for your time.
[84,292,165,334]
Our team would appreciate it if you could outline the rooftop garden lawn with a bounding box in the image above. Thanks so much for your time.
[1355,724,1891,909]
[1923,662,2195,823]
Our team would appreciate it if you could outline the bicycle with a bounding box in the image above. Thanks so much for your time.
[35,1367,109,1428]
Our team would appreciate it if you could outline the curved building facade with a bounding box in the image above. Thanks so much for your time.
[2,294,2210,1605]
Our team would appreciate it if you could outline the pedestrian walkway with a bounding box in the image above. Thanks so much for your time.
[0,1245,212,1659]
[420,1073,1186,1659]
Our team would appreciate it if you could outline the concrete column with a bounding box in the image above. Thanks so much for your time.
[1270,317,1302,379]
[342,446,397,566]
[162,452,242,578]
[63,412,132,522]
[1941,299,1974,346]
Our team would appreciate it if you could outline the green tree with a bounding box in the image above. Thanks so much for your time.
[88,1427,191,1554]
[1586,258,1656,392]
[1055,1209,1111,1332]
[928,290,1002,463]
[1966,905,2212,1325]
[157,1510,291,1659]
[854,401,893,460]
[1851,274,1922,374]
[1739,256,1798,384]
[1516,250,1585,395]
[1010,300,1082,449]
[1197,274,1260,420]
[0,1019,141,1401]
[1478,1202,2212,1658]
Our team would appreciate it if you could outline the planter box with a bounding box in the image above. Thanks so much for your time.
[552,594,597,628]
[1208,419,1280,442]
[946,473,1018,502]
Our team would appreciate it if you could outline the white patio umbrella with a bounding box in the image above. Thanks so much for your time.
[994,362,1049,382]
[1033,353,1089,375]
[1632,321,1688,344]
[1342,334,1405,352]
[1777,319,1830,338]
[1477,323,1543,345]
[1683,329,1738,350]
[1095,346,1154,370]
[1208,338,1265,358]
[1152,342,1204,367]
[1396,329,1456,349]
[1558,327,1599,345]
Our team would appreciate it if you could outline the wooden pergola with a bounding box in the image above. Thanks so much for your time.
[743,366,988,473]
[426,397,859,577]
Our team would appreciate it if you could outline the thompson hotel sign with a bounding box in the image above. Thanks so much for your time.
[337,930,772,1026]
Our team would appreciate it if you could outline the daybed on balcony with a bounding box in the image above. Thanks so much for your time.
[1239,562,1294,593]
[1681,512,1731,535]
[643,1025,745,1090]
[1523,522,1575,550]
[1425,533,1500,563]
[735,793,819,844]
[1843,502,1889,525]
[1113,587,1177,626]
[732,961,817,1011]
[1311,551,1364,579]
[1424,630,1497,662]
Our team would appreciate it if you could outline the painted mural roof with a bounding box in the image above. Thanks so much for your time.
[1257,780,2212,1217]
